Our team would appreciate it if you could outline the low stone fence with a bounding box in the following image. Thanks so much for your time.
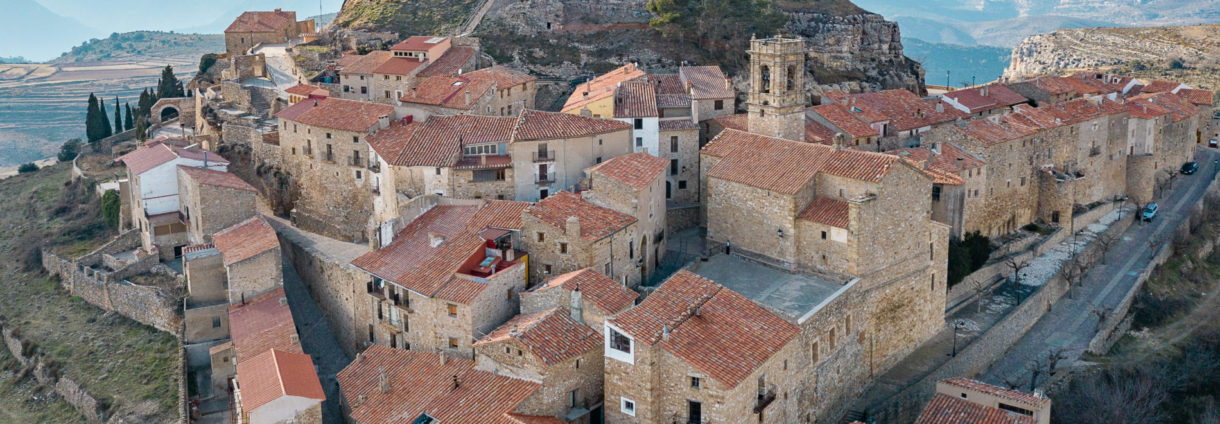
[41,233,183,335]
[1,324,108,423]
[866,203,1132,423]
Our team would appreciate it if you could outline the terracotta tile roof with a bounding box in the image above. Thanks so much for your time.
[650,73,687,95]
[275,97,393,132]
[454,154,513,170]
[368,115,515,167]
[464,65,536,88]
[1178,88,1215,106]
[562,63,648,113]
[339,51,392,75]
[680,66,734,99]
[338,346,547,424]
[588,152,668,190]
[236,349,325,413]
[1139,79,1182,94]
[957,118,1036,147]
[351,201,531,300]
[182,243,215,255]
[943,84,1027,113]
[1057,76,1107,96]
[942,378,1051,407]
[656,93,693,109]
[848,89,966,131]
[1126,97,1174,120]
[703,129,898,194]
[712,113,748,131]
[115,142,228,175]
[177,166,256,192]
[534,268,638,314]
[804,120,836,144]
[1021,76,1075,96]
[399,75,495,110]
[894,143,985,175]
[608,270,799,388]
[797,196,850,228]
[809,103,879,138]
[418,47,477,77]
[613,81,658,118]
[372,57,425,76]
[659,119,699,131]
[213,216,279,267]
[512,110,631,142]
[474,307,601,366]
[225,10,296,33]
[526,191,636,242]
[286,83,327,97]
[390,35,449,52]
[1147,91,1200,121]
[228,288,299,361]
[915,394,1036,424]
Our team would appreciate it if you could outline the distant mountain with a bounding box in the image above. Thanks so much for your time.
[903,38,1011,86]
[51,31,224,64]
[31,0,342,34]
[854,0,1220,47]
[1,1,101,62]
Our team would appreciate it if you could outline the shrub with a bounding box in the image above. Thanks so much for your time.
[198,53,220,75]
[101,189,120,229]
[16,163,38,174]
[57,138,82,162]
[948,231,993,287]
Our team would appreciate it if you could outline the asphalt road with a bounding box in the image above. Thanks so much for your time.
[980,148,1220,388]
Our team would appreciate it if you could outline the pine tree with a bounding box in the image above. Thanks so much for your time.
[124,103,134,131]
[98,98,112,139]
[114,97,123,134]
[157,65,183,98]
[85,93,101,142]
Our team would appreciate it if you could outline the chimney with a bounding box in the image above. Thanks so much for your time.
[570,285,583,324]
[936,102,944,113]
[580,107,592,118]
[379,114,390,129]
[981,85,989,97]
[452,375,460,389]
[439,354,448,365]
[464,90,470,106]
[832,132,848,150]
[510,324,521,336]
[565,216,581,237]
[429,232,445,247]
[725,77,731,90]
[378,367,391,394]
[275,8,282,12]
[662,323,670,341]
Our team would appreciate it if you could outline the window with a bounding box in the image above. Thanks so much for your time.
[576,359,581,369]
[688,400,702,424]
[931,186,941,201]
[678,180,687,190]
[629,241,634,259]
[435,167,442,175]
[821,231,827,240]
[326,132,332,139]
[464,144,497,155]
[621,398,636,416]
[714,99,724,110]
[610,329,631,354]
[636,137,643,147]
[353,136,360,143]
[544,264,552,274]
[599,139,603,145]
[670,136,679,152]
[760,65,771,93]
[670,159,679,175]
[537,232,545,242]
[811,341,819,363]
[559,242,568,254]
[361,86,367,94]
[596,157,603,164]
[634,119,643,130]
[569,390,578,407]
[212,317,221,328]
[448,337,459,348]
[447,304,458,317]
[691,376,701,389]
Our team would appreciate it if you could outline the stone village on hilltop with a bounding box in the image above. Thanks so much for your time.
[53,7,1215,424]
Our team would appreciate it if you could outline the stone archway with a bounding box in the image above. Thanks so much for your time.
[150,97,195,126]
[159,105,180,122]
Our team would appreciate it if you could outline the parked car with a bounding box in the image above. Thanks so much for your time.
[1182,161,1199,175]
[1210,139,1218,148]
[1141,203,1159,222]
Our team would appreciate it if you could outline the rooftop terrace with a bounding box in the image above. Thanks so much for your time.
[687,253,848,319]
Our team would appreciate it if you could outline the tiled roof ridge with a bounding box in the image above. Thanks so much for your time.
[655,284,722,343]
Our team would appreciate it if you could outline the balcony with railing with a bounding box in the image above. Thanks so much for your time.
[536,172,556,184]
[533,150,556,162]
[367,161,380,173]
[350,156,363,167]
[366,281,386,300]
[323,151,335,163]
[754,389,776,414]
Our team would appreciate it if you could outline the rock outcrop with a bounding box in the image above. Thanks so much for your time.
[1004,24,1220,79]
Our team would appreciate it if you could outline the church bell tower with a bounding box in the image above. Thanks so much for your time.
[747,36,808,142]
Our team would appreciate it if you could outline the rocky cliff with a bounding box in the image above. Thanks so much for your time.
[334,0,925,108]
[1004,24,1220,80]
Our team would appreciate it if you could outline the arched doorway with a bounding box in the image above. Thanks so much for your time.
[160,106,180,122]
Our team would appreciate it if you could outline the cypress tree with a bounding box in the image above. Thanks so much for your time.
[135,116,148,141]
[114,97,123,134]
[137,89,151,118]
[157,65,183,98]
[85,93,101,142]
[98,98,112,139]
[124,103,134,131]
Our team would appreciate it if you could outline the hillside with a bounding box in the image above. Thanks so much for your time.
[52,31,224,64]
[1004,24,1220,90]
[333,0,925,102]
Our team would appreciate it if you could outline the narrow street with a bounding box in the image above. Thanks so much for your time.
[981,148,1220,387]
[281,251,351,424]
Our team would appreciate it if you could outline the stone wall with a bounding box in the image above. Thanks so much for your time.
[278,229,366,357]
[41,249,183,335]
[1,325,111,423]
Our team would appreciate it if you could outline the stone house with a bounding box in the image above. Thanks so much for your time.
[822,88,966,149]
[337,346,575,423]
[582,153,669,281]
[285,83,329,105]
[916,378,1051,424]
[349,200,532,358]
[183,244,229,344]
[337,51,393,101]
[603,270,803,424]
[510,110,634,201]
[223,9,314,55]
[612,81,660,154]
[275,97,395,242]
[520,268,638,331]
[213,216,283,305]
[396,75,498,119]
[894,142,987,239]
[562,63,648,119]
[807,103,882,150]
[335,36,480,103]
[473,307,604,422]
[466,66,538,116]
[115,141,230,260]
[940,84,1029,117]
[522,191,641,287]
[176,166,259,245]
[679,66,736,125]
[234,349,325,424]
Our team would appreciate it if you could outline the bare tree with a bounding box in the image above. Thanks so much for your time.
[972,278,995,313]
[1060,255,1086,299]
[1094,230,1119,264]
[1006,256,1031,285]
[1091,304,1115,332]
[1027,348,1069,391]
[1052,366,1169,424]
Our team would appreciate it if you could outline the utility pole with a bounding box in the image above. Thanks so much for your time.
[946,70,951,89]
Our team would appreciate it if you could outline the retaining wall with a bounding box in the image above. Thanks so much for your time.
[1,325,108,423]
[41,241,183,335]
